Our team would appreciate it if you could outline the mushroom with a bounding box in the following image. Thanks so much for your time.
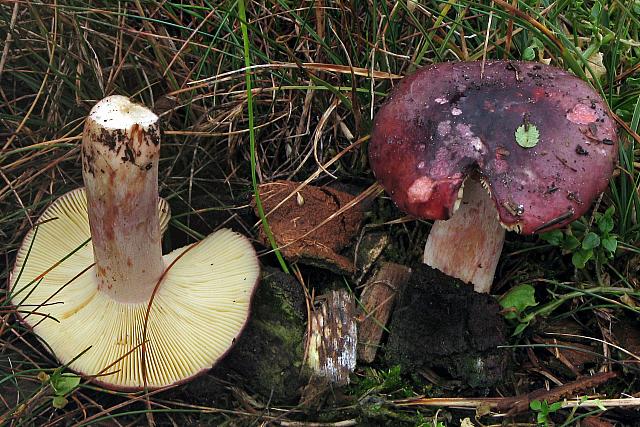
[10,95,260,390]
[369,61,618,292]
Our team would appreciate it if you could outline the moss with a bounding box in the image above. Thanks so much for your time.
[214,267,310,403]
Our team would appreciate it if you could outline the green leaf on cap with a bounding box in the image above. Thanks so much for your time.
[515,124,540,148]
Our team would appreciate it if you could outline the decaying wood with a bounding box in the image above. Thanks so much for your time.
[301,290,358,407]
[306,290,357,385]
[354,232,390,279]
[357,262,412,363]
[394,371,618,415]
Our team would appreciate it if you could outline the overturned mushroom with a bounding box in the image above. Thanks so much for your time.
[370,61,618,292]
[10,95,260,390]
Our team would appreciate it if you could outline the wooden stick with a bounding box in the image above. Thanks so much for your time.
[357,263,412,363]
[394,371,618,415]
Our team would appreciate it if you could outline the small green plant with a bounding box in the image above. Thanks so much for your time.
[351,365,411,398]
[414,412,448,427]
[540,206,618,269]
[530,399,563,426]
[498,283,538,335]
[522,37,545,61]
[39,369,81,409]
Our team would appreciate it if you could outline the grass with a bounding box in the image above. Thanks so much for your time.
[1,0,640,425]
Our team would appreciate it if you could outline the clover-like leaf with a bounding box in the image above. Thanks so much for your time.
[549,401,563,411]
[540,229,563,246]
[499,284,538,320]
[572,248,593,269]
[530,400,542,411]
[51,372,80,396]
[598,213,614,234]
[523,46,536,61]
[602,236,617,253]
[515,124,540,148]
[561,234,581,251]
[582,232,601,250]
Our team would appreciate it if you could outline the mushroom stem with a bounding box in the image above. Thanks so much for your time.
[423,179,505,293]
[82,95,165,303]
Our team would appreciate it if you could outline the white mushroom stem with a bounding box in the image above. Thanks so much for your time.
[82,95,164,303]
[423,179,505,293]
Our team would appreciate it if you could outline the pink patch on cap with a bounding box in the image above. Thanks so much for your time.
[407,176,436,203]
[566,103,598,125]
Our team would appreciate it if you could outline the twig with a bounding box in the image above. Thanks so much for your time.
[395,371,618,415]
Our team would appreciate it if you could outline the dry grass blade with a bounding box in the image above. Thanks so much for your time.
[0,1,19,81]
[189,62,402,86]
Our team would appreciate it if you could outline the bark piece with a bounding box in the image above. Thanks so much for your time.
[394,371,617,415]
[207,273,361,406]
[501,371,617,415]
[301,290,357,407]
[357,262,412,363]
[306,290,357,385]
[254,181,363,274]
[355,232,390,276]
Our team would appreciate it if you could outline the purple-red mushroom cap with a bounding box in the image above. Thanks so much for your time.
[370,61,618,235]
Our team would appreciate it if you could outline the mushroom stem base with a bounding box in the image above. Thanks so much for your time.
[423,179,505,293]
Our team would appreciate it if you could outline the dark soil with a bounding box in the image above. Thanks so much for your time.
[386,264,508,388]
